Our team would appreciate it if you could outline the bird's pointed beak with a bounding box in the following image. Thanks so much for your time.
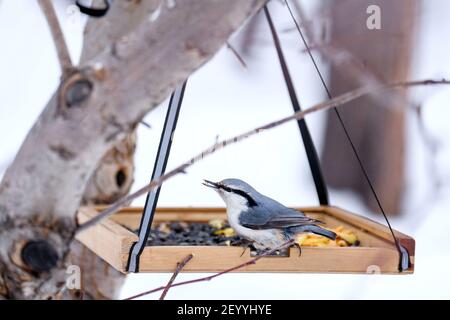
[202,179,221,190]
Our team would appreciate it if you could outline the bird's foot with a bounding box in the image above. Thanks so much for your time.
[239,240,254,257]
[240,246,248,257]
[294,242,302,257]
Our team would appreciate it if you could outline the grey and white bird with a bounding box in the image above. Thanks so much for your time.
[203,178,336,253]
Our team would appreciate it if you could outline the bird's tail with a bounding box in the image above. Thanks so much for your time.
[290,225,337,240]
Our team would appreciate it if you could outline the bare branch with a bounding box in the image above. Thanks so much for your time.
[77,78,450,234]
[139,120,152,130]
[38,0,73,74]
[226,42,248,68]
[124,240,294,300]
[159,254,193,300]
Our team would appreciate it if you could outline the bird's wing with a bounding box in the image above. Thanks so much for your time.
[239,206,321,230]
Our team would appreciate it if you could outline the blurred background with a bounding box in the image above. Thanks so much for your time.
[1,0,450,299]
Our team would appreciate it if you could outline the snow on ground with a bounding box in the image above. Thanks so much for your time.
[1,1,450,299]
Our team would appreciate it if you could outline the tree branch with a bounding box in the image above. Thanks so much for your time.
[77,78,450,233]
[38,0,73,74]
[159,254,193,300]
[124,240,294,300]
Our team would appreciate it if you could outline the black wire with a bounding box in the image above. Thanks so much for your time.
[283,0,408,268]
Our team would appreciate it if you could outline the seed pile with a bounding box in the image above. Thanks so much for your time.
[134,220,251,247]
[132,220,360,248]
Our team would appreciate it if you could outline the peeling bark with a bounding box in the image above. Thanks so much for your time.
[0,0,266,299]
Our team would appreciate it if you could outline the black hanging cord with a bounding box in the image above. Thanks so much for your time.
[264,6,329,206]
[76,0,110,17]
[283,0,410,271]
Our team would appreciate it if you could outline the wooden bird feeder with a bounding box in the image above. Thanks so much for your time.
[76,6,415,275]
[76,206,415,274]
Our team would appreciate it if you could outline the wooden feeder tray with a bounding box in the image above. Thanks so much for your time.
[76,206,415,274]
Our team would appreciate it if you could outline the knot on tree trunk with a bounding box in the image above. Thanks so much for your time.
[21,240,59,274]
[0,215,76,299]
[83,132,137,204]
[56,66,107,118]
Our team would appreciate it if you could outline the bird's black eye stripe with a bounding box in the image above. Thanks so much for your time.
[217,184,257,207]
[230,188,257,207]
[221,185,233,193]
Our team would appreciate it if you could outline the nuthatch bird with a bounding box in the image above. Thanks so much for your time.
[203,178,336,254]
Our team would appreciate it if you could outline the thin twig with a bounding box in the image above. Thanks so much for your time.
[76,78,450,234]
[237,13,262,57]
[159,254,193,300]
[139,120,152,129]
[226,42,247,68]
[38,0,73,74]
[124,240,294,300]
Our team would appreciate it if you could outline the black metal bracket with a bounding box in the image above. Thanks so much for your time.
[126,81,187,273]
[399,245,411,272]
[264,7,329,206]
[76,0,110,18]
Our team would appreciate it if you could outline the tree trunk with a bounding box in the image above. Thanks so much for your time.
[64,133,137,300]
[321,0,417,214]
[0,0,266,299]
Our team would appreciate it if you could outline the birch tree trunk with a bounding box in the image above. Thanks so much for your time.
[0,0,266,299]
[66,133,137,300]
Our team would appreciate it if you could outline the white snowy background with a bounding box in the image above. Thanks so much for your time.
[1,0,450,299]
